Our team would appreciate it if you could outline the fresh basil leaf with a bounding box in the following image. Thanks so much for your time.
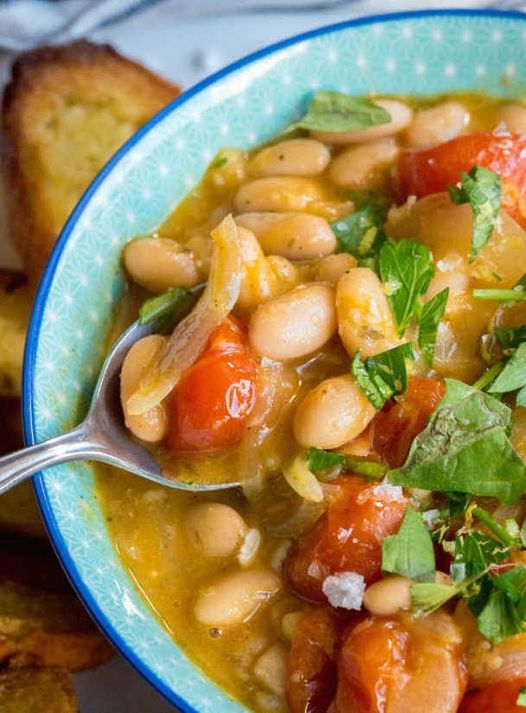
[517,686,526,707]
[472,362,505,392]
[410,582,459,617]
[351,343,414,410]
[307,447,344,474]
[331,205,386,262]
[389,379,526,504]
[447,165,501,261]
[496,325,526,353]
[382,508,436,582]
[452,531,509,615]
[293,91,391,133]
[494,566,526,604]
[488,342,526,395]
[379,239,435,336]
[518,386,526,408]
[477,573,526,644]
[418,288,449,365]
[139,287,196,326]
[446,491,470,518]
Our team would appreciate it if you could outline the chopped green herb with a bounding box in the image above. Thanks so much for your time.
[331,204,386,262]
[139,287,197,326]
[517,686,526,707]
[496,325,526,353]
[382,508,436,582]
[447,165,501,261]
[488,342,526,396]
[411,581,460,617]
[472,506,518,548]
[379,239,435,336]
[351,343,414,410]
[293,91,391,133]
[389,379,526,504]
[474,274,526,302]
[446,491,471,518]
[477,567,526,643]
[210,154,228,169]
[472,362,505,391]
[344,459,388,478]
[418,288,449,365]
[307,447,344,474]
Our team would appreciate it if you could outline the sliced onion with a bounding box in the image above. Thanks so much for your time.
[127,214,242,415]
[284,454,324,503]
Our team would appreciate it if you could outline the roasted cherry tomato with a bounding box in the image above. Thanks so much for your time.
[459,678,526,713]
[166,317,258,452]
[287,608,339,713]
[334,613,467,713]
[398,132,526,227]
[286,477,407,602]
[371,377,445,468]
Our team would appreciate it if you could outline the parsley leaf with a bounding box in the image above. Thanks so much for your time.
[382,508,436,582]
[488,342,526,396]
[418,288,449,365]
[496,325,526,354]
[447,165,501,261]
[307,447,344,474]
[477,567,526,643]
[331,204,386,263]
[139,287,197,326]
[379,239,435,336]
[351,343,414,410]
[293,91,391,133]
[389,379,526,504]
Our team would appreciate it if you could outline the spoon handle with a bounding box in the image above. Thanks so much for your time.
[0,426,102,495]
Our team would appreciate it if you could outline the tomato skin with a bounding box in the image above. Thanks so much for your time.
[398,132,526,227]
[334,613,467,713]
[166,318,258,452]
[285,477,407,603]
[459,678,526,713]
[287,608,339,713]
[335,618,409,713]
[371,377,445,468]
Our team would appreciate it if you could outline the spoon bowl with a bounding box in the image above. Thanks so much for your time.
[0,318,239,495]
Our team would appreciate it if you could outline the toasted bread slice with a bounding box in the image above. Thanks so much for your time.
[0,667,77,712]
[0,271,32,396]
[2,40,180,282]
[0,537,113,671]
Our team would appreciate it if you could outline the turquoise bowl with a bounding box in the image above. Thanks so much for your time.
[23,9,526,712]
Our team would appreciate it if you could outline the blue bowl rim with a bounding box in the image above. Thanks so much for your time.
[22,7,526,711]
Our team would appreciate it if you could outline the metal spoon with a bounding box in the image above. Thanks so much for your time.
[0,319,240,495]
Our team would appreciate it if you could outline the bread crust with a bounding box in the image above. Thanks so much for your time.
[2,40,180,283]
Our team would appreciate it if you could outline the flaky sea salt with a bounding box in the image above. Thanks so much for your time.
[322,572,365,611]
[371,483,404,502]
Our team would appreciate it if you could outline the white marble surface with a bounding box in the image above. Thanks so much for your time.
[0,1,516,711]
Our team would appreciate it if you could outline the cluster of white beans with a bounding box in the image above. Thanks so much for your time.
[119,100,526,666]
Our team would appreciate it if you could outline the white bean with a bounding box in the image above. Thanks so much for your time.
[237,212,336,260]
[293,374,375,449]
[328,138,398,189]
[184,503,247,558]
[234,177,326,213]
[311,99,413,144]
[123,236,200,293]
[363,576,412,616]
[499,104,526,134]
[336,267,400,357]
[405,102,469,148]
[315,253,357,284]
[249,283,337,360]
[120,335,167,442]
[253,644,288,696]
[249,139,330,177]
[194,570,281,627]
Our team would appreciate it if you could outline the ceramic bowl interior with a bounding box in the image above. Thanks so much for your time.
[24,9,526,712]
